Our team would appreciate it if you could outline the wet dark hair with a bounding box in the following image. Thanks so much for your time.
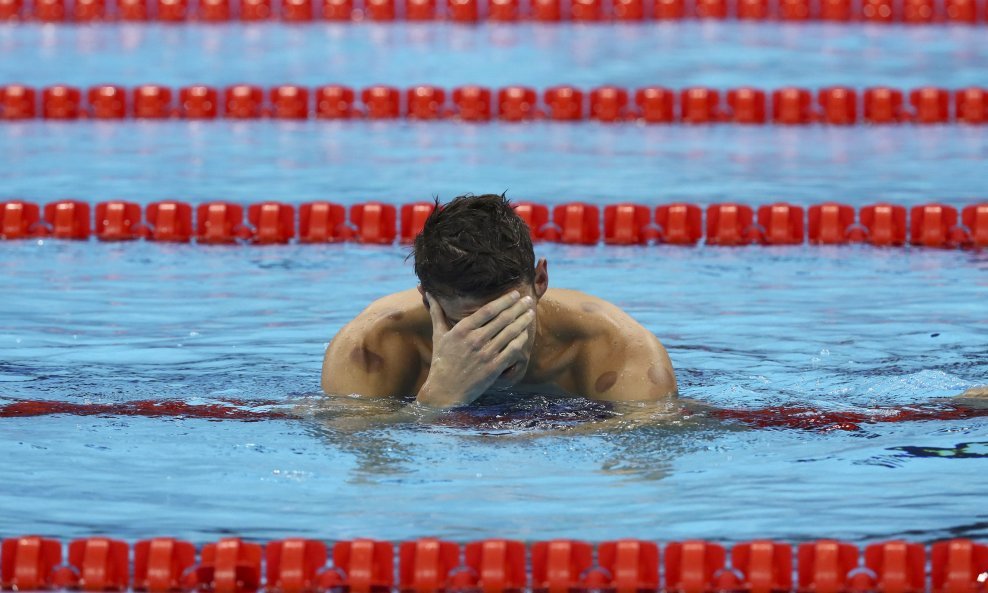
[413,194,535,300]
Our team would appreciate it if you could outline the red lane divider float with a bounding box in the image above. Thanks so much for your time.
[2,536,988,593]
[3,199,987,248]
[3,84,988,125]
[0,399,289,420]
[1,0,987,23]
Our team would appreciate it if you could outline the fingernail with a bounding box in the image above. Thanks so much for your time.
[511,291,521,299]
[522,296,533,305]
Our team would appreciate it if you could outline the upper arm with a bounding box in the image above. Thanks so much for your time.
[321,317,418,399]
[577,307,678,403]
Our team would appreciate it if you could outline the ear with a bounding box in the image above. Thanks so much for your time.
[417,285,430,309]
[533,258,549,299]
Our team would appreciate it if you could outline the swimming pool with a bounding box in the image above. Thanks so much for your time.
[2,11,988,565]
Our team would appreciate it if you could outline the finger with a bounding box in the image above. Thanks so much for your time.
[457,290,521,331]
[474,296,533,342]
[425,293,451,336]
[487,306,534,354]
[493,329,530,372]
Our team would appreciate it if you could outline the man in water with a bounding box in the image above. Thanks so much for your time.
[322,194,677,408]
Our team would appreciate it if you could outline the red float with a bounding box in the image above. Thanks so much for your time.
[497,86,538,122]
[407,86,446,120]
[322,0,352,20]
[42,85,82,120]
[43,200,91,239]
[248,202,296,244]
[513,202,550,240]
[910,203,959,248]
[462,540,526,593]
[818,87,857,125]
[695,0,726,18]
[196,202,247,244]
[931,539,988,593]
[488,0,519,19]
[544,86,584,121]
[731,541,793,593]
[133,538,196,592]
[350,203,398,244]
[902,0,934,22]
[955,88,988,124]
[452,86,492,122]
[96,201,143,241]
[117,0,148,20]
[399,202,436,243]
[819,0,850,20]
[861,0,894,21]
[859,203,907,246]
[299,202,349,243]
[531,540,593,593]
[33,0,65,21]
[864,87,904,124]
[406,0,436,20]
[88,85,127,119]
[653,0,683,18]
[909,87,949,124]
[756,203,805,244]
[282,0,313,20]
[665,541,729,593]
[706,204,756,246]
[727,88,766,124]
[332,540,394,593]
[655,203,702,245]
[592,540,659,593]
[398,539,459,593]
[156,0,188,21]
[634,87,675,123]
[133,85,173,119]
[680,88,720,124]
[270,85,310,120]
[590,86,629,123]
[0,537,63,590]
[864,541,926,593]
[240,0,272,19]
[447,0,477,21]
[808,203,856,245]
[265,540,328,593]
[571,0,602,20]
[315,85,356,119]
[224,85,265,119]
[361,86,401,119]
[1,85,36,120]
[531,0,562,20]
[944,0,977,21]
[55,537,130,591]
[778,0,810,20]
[961,204,988,248]
[198,0,230,20]
[179,86,219,119]
[73,0,105,21]
[0,0,22,19]
[797,541,860,593]
[145,201,194,242]
[551,203,601,245]
[772,87,812,125]
[736,0,769,19]
[604,203,653,245]
[196,538,263,593]
[613,0,643,19]
[364,0,395,19]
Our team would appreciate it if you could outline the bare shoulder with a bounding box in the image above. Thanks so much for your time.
[321,289,429,398]
[543,289,677,401]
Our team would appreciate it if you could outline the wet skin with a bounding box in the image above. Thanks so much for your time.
[322,259,677,409]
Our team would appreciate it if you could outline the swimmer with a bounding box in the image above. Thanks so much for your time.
[321,194,678,409]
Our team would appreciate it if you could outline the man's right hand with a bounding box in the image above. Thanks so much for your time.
[416,290,535,408]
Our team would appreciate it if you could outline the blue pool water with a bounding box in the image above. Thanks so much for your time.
[2,21,988,545]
